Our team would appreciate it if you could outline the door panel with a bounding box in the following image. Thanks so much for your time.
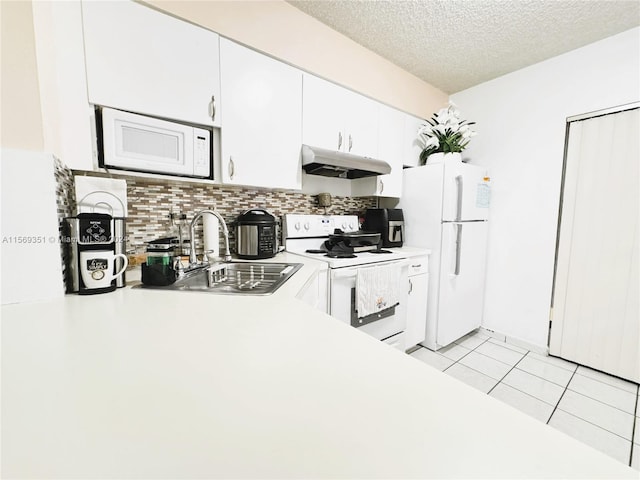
[550,106,639,382]
[437,222,488,347]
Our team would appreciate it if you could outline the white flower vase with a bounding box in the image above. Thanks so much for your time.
[427,152,462,164]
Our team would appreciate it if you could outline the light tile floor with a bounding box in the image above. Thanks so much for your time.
[409,330,640,470]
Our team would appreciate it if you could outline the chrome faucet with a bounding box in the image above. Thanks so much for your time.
[189,210,232,265]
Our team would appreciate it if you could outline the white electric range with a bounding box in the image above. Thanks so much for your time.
[283,214,410,349]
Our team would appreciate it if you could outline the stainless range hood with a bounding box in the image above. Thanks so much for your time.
[301,145,391,179]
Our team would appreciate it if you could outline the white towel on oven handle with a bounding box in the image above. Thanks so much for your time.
[356,263,401,318]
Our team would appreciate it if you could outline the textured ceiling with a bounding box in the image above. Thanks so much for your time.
[287,0,640,93]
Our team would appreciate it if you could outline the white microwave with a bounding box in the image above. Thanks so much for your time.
[98,107,212,179]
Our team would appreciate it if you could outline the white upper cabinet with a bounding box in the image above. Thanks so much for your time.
[219,39,302,190]
[302,74,379,158]
[352,104,404,197]
[345,90,380,159]
[81,0,221,127]
[402,114,425,167]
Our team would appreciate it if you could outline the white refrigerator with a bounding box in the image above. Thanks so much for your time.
[397,162,490,350]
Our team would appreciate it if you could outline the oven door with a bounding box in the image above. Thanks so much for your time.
[329,261,407,345]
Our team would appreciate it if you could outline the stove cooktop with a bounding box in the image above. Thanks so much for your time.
[288,246,409,268]
[283,214,410,268]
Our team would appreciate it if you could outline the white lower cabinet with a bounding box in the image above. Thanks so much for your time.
[219,38,303,189]
[405,256,429,350]
[296,269,328,313]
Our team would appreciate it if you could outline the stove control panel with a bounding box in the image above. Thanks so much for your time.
[283,214,359,239]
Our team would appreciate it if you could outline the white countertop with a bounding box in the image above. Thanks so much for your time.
[1,251,635,478]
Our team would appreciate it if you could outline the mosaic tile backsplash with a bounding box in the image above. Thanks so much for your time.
[127,177,376,254]
[54,161,377,260]
[53,158,76,289]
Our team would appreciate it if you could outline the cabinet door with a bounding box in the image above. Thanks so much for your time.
[406,273,428,349]
[375,105,404,196]
[344,91,379,158]
[402,114,425,167]
[351,104,403,197]
[302,74,345,151]
[296,270,328,313]
[82,0,220,127]
[219,39,302,190]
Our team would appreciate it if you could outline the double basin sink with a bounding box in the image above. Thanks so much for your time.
[141,261,303,296]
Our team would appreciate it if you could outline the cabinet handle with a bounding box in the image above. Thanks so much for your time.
[209,95,216,121]
[229,157,235,180]
[338,132,343,150]
[348,134,353,152]
[379,180,384,194]
[408,278,413,294]
[411,264,422,268]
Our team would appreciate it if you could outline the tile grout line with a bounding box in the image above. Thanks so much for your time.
[441,347,475,372]
[576,374,638,395]
[486,350,530,396]
[629,384,639,467]
[527,355,578,373]
[546,367,578,425]
[511,365,574,389]
[561,383,639,417]
[442,337,490,372]
[553,407,635,445]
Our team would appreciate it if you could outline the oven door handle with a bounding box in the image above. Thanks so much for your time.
[331,269,358,279]
[331,261,401,279]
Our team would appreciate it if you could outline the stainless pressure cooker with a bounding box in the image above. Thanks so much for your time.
[236,208,278,259]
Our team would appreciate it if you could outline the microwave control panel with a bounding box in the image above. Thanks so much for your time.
[193,128,211,177]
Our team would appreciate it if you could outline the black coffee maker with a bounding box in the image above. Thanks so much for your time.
[363,208,405,248]
[65,213,127,294]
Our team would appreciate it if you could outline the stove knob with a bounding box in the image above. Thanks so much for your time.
[304,222,310,231]
[349,223,355,231]
[341,222,348,230]
[294,222,301,231]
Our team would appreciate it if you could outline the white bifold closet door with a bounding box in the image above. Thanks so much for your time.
[550,105,639,383]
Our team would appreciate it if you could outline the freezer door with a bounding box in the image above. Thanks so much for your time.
[436,221,488,347]
[442,162,490,221]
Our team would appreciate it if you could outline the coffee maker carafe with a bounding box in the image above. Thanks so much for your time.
[65,213,127,294]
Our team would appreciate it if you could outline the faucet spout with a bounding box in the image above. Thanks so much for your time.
[189,210,232,265]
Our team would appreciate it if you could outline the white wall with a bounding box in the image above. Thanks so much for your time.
[451,27,640,350]
[1,150,64,304]
[144,0,447,119]
[0,0,44,151]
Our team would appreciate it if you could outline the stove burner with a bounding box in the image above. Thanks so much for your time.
[325,252,357,259]
[370,249,392,254]
[305,249,327,254]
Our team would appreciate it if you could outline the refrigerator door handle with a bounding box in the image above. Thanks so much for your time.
[455,175,464,221]
[453,224,463,276]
